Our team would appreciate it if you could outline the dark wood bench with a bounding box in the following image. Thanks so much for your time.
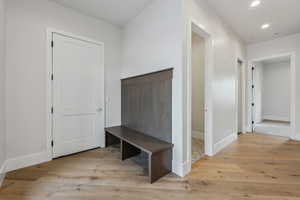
[105,126,174,183]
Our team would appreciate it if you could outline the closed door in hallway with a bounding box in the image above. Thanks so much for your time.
[52,33,105,158]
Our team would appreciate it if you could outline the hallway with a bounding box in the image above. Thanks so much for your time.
[0,133,300,200]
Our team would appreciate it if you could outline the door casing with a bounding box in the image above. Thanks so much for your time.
[247,52,296,138]
[236,59,246,134]
[186,19,214,175]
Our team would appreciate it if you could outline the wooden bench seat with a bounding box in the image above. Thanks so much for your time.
[105,126,173,183]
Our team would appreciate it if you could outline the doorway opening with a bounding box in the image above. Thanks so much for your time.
[249,54,295,138]
[191,32,205,163]
[186,20,213,168]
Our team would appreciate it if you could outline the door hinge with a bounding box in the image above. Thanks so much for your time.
[51,140,54,147]
[252,85,255,89]
[252,121,255,124]
[252,67,255,70]
[51,107,54,114]
[51,41,54,48]
[51,74,54,80]
[252,103,255,106]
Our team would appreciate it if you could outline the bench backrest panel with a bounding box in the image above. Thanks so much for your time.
[121,68,173,143]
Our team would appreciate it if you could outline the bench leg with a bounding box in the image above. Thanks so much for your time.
[121,140,141,161]
[105,132,120,147]
[149,149,172,184]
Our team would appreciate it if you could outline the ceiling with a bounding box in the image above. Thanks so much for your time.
[205,0,300,44]
[51,0,300,44]
[50,0,153,26]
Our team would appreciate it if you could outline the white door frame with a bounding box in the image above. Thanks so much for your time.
[46,28,105,160]
[235,58,247,134]
[186,19,214,172]
[247,52,296,139]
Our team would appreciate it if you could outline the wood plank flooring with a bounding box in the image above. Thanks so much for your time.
[1,133,300,200]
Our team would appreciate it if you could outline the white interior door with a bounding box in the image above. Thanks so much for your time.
[52,33,104,158]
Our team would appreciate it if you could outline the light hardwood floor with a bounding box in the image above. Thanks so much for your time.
[1,133,300,200]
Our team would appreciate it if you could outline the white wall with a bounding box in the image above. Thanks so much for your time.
[122,0,184,176]
[262,61,290,121]
[184,0,247,160]
[191,32,205,140]
[5,0,122,170]
[247,33,300,140]
[253,62,263,123]
[123,0,246,176]
[3,0,247,177]
[123,0,247,176]
[0,0,6,176]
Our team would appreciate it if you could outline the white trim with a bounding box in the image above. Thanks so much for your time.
[262,115,290,122]
[172,159,191,177]
[290,53,296,140]
[172,159,184,177]
[292,134,300,141]
[247,63,254,133]
[192,130,204,140]
[0,174,5,187]
[248,52,296,139]
[47,28,104,46]
[46,29,53,160]
[235,58,247,134]
[0,163,5,174]
[246,126,252,133]
[182,160,191,177]
[213,133,238,154]
[46,28,106,159]
[0,164,5,174]
[186,18,214,175]
[5,152,50,173]
[0,162,6,187]
[255,126,291,138]
[261,132,288,138]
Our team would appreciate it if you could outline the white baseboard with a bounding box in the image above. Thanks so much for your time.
[181,160,191,177]
[256,129,290,138]
[5,152,50,173]
[246,126,252,133]
[172,159,191,177]
[292,134,300,141]
[0,174,5,187]
[0,162,6,187]
[172,159,184,177]
[192,130,204,140]
[263,115,290,122]
[255,122,291,138]
[260,131,288,138]
[213,132,237,155]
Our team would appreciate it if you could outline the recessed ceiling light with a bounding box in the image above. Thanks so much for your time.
[251,0,261,7]
[261,24,270,29]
